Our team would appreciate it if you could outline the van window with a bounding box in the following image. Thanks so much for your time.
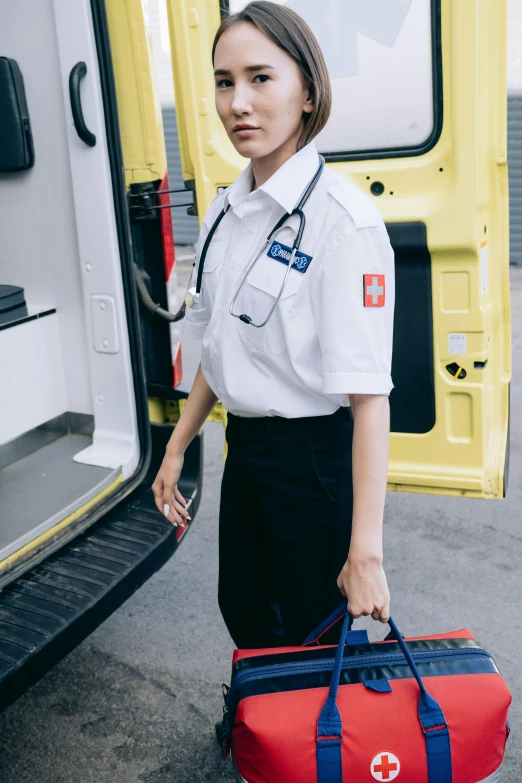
[227,0,438,158]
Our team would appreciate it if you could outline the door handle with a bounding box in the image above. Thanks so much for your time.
[68,61,96,147]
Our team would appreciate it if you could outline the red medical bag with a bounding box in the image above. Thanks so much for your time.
[222,603,512,783]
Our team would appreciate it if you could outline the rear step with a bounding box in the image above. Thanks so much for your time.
[0,427,202,713]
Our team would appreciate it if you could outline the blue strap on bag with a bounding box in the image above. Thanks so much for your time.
[302,602,369,647]
[312,602,452,783]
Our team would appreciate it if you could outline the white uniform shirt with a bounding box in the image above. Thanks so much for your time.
[183,141,395,418]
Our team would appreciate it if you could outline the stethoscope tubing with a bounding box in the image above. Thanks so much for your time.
[195,204,230,295]
[192,155,325,325]
[228,239,299,327]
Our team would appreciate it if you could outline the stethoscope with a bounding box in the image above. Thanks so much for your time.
[185,155,325,328]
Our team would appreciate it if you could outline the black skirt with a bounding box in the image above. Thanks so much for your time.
[218,406,354,648]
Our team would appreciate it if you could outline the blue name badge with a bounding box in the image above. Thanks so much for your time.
[267,241,313,273]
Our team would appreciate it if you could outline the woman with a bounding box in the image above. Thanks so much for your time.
[152,1,394,648]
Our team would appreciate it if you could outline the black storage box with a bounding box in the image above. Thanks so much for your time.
[0,57,35,172]
[0,285,28,326]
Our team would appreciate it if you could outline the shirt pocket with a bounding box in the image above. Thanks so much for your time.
[234,252,305,355]
[184,242,226,338]
[198,241,226,307]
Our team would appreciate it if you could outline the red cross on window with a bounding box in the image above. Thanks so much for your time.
[374,754,398,779]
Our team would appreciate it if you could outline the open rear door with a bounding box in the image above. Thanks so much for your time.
[0,0,204,712]
[167,0,511,499]
[0,0,152,586]
[166,0,245,207]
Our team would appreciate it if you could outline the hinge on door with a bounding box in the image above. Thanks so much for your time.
[184,180,198,216]
[128,180,197,221]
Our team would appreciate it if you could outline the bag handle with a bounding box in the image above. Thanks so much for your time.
[302,602,369,647]
[316,602,452,783]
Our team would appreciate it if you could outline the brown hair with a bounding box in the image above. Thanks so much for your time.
[212,1,331,151]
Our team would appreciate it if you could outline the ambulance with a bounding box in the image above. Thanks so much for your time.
[0,0,510,712]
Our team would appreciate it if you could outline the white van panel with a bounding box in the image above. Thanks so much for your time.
[0,313,67,444]
[0,0,92,415]
[52,0,139,476]
[0,0,140,478]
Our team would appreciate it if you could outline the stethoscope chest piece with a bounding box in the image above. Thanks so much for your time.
[185,286,205,312]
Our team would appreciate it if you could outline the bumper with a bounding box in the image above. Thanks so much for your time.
[0,428,202,713]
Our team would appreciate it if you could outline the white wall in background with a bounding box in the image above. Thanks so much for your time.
[508,0,522,94]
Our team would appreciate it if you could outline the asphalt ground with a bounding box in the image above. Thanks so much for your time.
[0,256,521,782]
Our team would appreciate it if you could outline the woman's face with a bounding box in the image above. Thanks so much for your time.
[213,22,313,160]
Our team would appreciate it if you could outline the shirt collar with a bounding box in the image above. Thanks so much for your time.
[223,164,254,215]
[223,141,320,217]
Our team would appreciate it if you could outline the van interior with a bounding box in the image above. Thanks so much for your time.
[0,1,140,568]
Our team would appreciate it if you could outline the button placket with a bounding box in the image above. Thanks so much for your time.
[214,194,281,367]
[228,210,261,281]
[207,219,235,370]
[212,211,257,381]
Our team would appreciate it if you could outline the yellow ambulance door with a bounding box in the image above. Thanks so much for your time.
[166,0,511,499]
[165,0,244,211]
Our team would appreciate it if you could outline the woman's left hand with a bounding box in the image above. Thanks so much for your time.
[337,555,390,623]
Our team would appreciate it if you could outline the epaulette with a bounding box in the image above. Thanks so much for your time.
[327,180,383,230]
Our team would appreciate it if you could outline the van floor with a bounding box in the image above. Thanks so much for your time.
[0,434,117,559]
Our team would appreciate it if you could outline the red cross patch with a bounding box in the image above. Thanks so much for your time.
[371,751,400,781]
[364,274,385,307]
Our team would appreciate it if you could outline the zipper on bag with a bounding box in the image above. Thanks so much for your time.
[226,646,493,729]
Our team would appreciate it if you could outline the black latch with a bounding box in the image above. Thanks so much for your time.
[446,362,467,379]
[128,180,196,221]
[184,179,198,217]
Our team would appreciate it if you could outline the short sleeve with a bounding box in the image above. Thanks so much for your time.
[315,217,395,395]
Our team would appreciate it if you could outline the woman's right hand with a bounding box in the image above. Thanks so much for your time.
[151,364,218,527]
[152,451,190,527]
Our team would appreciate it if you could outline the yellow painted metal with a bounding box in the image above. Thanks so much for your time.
[165,0,510,498]
[165,0,245,213]
[374,0,509,499]
[105,0,167,188]
[206,400,228,425]
[0,474,124,573]
[148,396,168,424]
[162,398,228,458]
[165,398,227,427]
[165,398,186,423]
[105,1,189,444]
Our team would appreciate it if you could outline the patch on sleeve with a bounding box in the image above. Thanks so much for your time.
[364,274,385,307]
